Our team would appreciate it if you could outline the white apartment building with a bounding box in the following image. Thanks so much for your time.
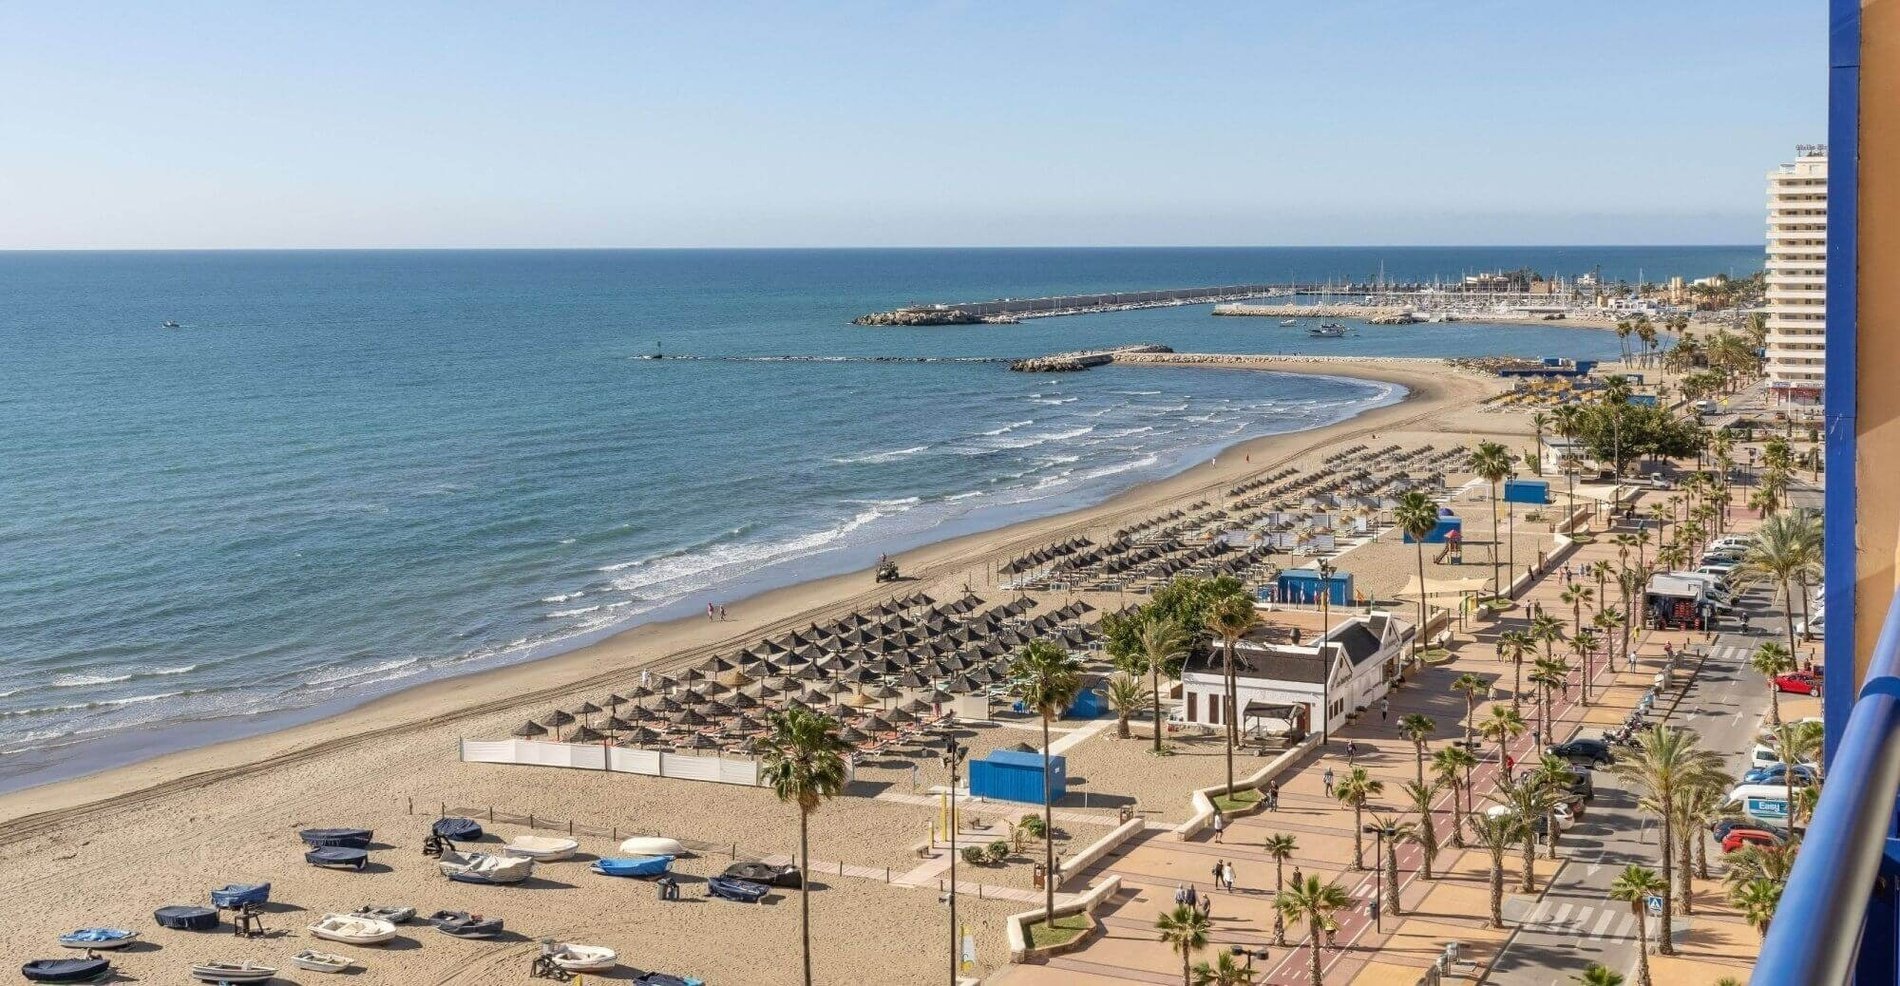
[1765,145,1828,402]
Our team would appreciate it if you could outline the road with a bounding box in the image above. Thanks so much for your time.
[1483,577,1783,985]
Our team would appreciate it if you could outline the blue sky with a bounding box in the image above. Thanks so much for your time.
[0,1,1822,248]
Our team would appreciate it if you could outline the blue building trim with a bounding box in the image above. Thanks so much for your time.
[1823,0,1860,772]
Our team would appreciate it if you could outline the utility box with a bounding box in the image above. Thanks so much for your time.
[1503,479,1550,505]
[969,749,1066,805]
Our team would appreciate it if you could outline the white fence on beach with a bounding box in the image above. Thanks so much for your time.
[459,738,762,787]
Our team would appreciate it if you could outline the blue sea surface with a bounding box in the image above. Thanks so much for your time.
[0,246,1757,789]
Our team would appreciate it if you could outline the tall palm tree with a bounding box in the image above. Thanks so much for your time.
[1730,878,1783,939]
[1530,411,1550,474]
[1156,902,1212,986]
[1450,673,1489,749]
[1397,713,1437,787]
[1138,617,1190,755]
[1561,584,1594,642]
[1741,513,1823,662]
[1468,811,1520,928]
[1334,766,1384,870]
[1432,746,1478,848]
[1400,780,1442,879]
[1592,608,1625,672]
[1490,778,1554,892]
[1368,812,1416,916]
[1609,865,1667,986]
[1668,764,1730,913]
[1612,726,1724,955]
[1529,754,1577,859]
[1748,642,1796,727]
[1105,673,1150,740]
[1479,704,1527,782]
[1569,627,1600,708]
[1276,876,1351,986]
[1497,630,1534,716]
[1396,490,1440,655]
[1528,658,1569,745]
[1472,441,1514,594]
[1769,720,1823,831]
[760,706,851,986]
[1209,597,1260,794]
[1009,639,1084,928]
[1263,833,1298,946]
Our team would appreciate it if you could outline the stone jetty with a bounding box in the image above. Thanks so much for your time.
[853,308,985,326]
[1009,344,1174,373]
[1212,302,1407,320]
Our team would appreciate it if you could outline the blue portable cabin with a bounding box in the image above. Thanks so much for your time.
[968,749,1067,805]
[1273,568,1354,607]
[1403,507,1463,544]
[1065,686,1106,719]
[1503,479,1550,505]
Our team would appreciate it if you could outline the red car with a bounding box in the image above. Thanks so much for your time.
[1722,828,1785,853]
[1774,671,1822,695]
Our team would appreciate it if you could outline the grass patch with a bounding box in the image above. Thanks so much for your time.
[1024,912,1092,949]
[1419,648,1454,665]
[1212,790,1262,813]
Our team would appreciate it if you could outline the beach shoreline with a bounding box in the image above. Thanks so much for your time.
[0,355,1492,829]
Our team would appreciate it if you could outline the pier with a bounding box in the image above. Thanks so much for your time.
[1008,344,1173,372]
[855,284,1287,325]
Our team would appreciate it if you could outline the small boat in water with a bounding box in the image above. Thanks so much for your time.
[291,949,356,974]
[22,957,112,983]
[308,913,398,945]
[190,961,277,983]
[161,320,181,329]
[428,910,504,939]
[1308,322,1349,338]
[1279,318,1298,326]
[57,928,138,950]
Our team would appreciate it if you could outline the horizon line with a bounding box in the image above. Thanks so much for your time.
[0,243,1762,254]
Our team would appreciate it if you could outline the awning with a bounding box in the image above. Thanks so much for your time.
[1396,574,1495,600]
[1241,701,1301,720]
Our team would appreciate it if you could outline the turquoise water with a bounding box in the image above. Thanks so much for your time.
[0,246,1756,789]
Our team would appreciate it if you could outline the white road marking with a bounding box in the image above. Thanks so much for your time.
[1592,910,1618,937]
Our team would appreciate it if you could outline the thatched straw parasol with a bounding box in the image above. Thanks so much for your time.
[511,719,549,738]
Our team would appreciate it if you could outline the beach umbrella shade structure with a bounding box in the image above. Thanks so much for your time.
[603,715,636,734]
[836,726,869,745]
[701,699,733,718]
[678,668,706,684]
[701,679,732,697]
[861,714,893,734]
[679,688,709,706]
[792,663,826,681]
[654,695,684,713]
[728,736,764,756]
[574,701,603,722]
[623,725,663,747]
[671,708,711,728]
[798,688,831,706]
[728,691,760,709]
[896,670,932,689]
[605,693,626,711]
[652,675,678,690]
[627,684,656,702]
[701,655,737,674]
[677,732,721,753]
[902,697,935,714]
[511,719,550,739]
[883,706,916,724]
[568,725,607,743]
[542,709,576,740]
[623,704,660,723]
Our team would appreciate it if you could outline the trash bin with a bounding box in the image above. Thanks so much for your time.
[1118,805,1134,824]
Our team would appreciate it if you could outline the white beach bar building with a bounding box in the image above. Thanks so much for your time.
[1180,609,1414,739]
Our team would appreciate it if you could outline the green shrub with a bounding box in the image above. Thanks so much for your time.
[985,840,1011,863]
[961,844,986,866]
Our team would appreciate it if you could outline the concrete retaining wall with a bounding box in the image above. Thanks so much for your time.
[1006,874,1124,962]
[1171,734,1322,841]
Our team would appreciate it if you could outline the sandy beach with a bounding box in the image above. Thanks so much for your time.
[0,353,1539,984]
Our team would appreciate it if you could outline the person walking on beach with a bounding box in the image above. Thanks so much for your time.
[1322,767,1335,797]
[719,604,727,621]
[1211,811,1226,843]
[1222,860,1237,892]
[707,603,716,622]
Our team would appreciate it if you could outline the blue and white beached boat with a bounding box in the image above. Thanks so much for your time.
[56,928,138,950]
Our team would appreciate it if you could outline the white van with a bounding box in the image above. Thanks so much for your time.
[1726,783,1795,814]
[1695,563,1740,582]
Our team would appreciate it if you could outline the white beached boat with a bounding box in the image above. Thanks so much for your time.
[618,835,687,858]
[290,949,356,974]
[505,835,580,861]
[547,942,618,972]
[438,849,535,884]
[307,913,398,945]
[191,961,277,983]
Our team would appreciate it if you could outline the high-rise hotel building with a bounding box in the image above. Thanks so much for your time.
[1765,145,1828,402]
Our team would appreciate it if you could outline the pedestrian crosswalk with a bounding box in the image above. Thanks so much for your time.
[1518,898,1640,941]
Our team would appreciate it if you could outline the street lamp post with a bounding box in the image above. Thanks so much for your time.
[942,737,967,985]
[1230,944,1272,974]
[1363,821,1396,932]
[1318,558,1336,743]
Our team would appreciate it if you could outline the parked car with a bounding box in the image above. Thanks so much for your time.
[1548,738,1615,766]
[1743,763,1820,786]
[1485,802,1575,833]
[1722,827,1785,853]
[1561,766,1595,800]
[1774,671,1822,695]
[1751,743,1817,770]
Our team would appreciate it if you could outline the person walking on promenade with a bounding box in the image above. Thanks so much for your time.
[1211,811,1226,844]
[1267,781,1280,811]
[1379,697,1389,722]
[1346,740,1358,765]
[1323,767,1335,797]
[1222,860,1236,892]
[1212,860,1224,889]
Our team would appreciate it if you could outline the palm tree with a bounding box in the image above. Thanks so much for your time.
[1569,627,1600,708]
[1105,673,1151,740]
[1156,903,1213,986]
[1612,726,1723,955]
[1741,513,1823,662]
[1369,812,1416,915]
[1498,629,1533,715]
[1724,842,1797,889]
[1472,441,1514,594]
[1467,811,1520,928]
[1572,963,1626,986]
[1730,878,1783,939]
[1138,617,1190,755]
[1490,779,1554,892]
[1009,639,1084,928]
[1396,490,1440,655]
[1769,720,1823,831]
[1479,704,1526,782]
[1748,642,1796,727]
[1400,780,1442,880]
[1530,411,1550,474]
[1609,865,1667,986]
[1432,746,1478,848]
[1593,608,1625,672]
[1397,713,1436,787]
[1191,951,1258,986]
[1276,876,1351,986]
[1528,658,1568,745]
[1209,596,1260,793]
[760,706,851,986]
[1450,673,1488,748]
[1668,765,1729,913]
[1334,767,1384,869]
[1263,833,1298,946]
[1531,754,1578,858]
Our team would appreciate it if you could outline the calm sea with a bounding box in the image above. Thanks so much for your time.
[0,246,1758,789]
